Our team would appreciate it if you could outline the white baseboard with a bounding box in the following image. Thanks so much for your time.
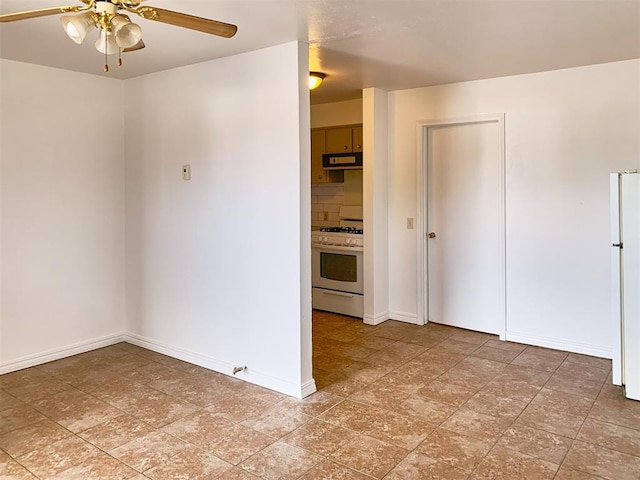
[124,333,315,399]
[506,330,613,359]
[1,331,317,399]
[363,311,389,326]
[389,310,419,324]
[301,379,317,398]
[0,332,127,375]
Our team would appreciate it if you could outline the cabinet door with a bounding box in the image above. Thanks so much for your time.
[352,126,363,152]
[311,129,326,184]
[325,127,352,153]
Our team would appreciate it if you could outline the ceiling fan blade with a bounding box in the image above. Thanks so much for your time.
[134,6,237,38]
[0,5,84,22]
[123,39,145,52]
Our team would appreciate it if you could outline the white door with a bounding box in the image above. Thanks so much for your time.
[426,120,504,335]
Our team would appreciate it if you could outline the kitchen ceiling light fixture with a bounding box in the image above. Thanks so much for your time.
[0,0,238,73]
[309,72,326,90]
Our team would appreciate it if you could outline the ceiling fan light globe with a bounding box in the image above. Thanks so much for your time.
[111,15,143,49]
[115,23,142,48]
[61,12,95,45]
[95,30,119,55]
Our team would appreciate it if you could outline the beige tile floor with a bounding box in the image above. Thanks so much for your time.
[1,311,640,479]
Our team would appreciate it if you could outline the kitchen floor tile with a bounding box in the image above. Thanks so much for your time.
[554,360,610,384]
[495,421,572,464]
[463,390,528,421]
[143,447,232,480]
[109,430,192,472]
[0,390,23,411]
[588,392,640,431]
[328,434,408,479]
[239,441,322,480]
[528,387,594,418]
[78,414,156,451]
[318,399,433,449]
[216,467,263,479]
[473,445,559,479]
[281,419,357,456]
[0,403,47,435]
[554,465,603,479]
[518,403,586,438]
[414,427,493,472]
[275,391,343,417]
[543,371,603,399]
[30,388,123,433]
[416,379,475,406]
[440,407,512,442]
[0,418,73,457]
[297,458,372,480]
[384,451,470,480]
[241,402,312,437]
[564,352,612,370]
[0,450,38,479]
[562,440,640,480]
[471,345,521,363]
[577,418,640,458]
[16,435,103,479]
[3,312,640,480]
[162,410,273,465]
[3,376,74,404]
[511,350,564,372]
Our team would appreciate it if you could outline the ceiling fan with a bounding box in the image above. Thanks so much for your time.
[0,0,238,72]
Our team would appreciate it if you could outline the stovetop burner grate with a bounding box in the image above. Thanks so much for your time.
[320,227,363,234]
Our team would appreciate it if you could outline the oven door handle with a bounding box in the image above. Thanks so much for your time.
[311,244,363,253]
[320,290,355,298]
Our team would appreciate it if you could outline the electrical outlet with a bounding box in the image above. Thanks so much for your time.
[323,211,329,221]
[407,217,414,229]
[182,165,191,181]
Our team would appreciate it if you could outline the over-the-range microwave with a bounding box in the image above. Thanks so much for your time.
[322,152,363,170]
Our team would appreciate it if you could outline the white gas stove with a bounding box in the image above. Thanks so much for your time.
[311,227,363,249]
[312,206,364,318]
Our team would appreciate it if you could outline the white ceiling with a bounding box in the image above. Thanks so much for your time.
[1,0,639,104]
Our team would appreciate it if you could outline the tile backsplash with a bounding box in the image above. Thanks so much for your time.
[311,184,344,229]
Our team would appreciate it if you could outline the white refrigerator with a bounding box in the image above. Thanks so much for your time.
[611,171,639,400]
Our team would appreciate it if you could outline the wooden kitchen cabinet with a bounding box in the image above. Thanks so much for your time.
[311,124,362,184]
[311,129,326,184]
[352,126,363,152]
[325,127,353,153]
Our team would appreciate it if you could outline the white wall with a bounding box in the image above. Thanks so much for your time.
[311,98,362,128]
[0,60,126,371]
[363,88,390,325]
[124,42,314,397]
[388,60,640,357]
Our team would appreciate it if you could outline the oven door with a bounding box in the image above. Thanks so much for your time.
[312,244,363,295]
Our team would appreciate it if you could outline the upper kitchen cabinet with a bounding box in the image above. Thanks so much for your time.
[352,126,363,152]
[311,129,327,184]
[326,127,353,153]
[311,124,362,184]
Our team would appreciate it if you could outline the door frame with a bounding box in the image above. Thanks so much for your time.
[415,114,506,340]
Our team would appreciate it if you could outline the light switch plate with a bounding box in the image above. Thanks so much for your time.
[407,217,414,229]
[182,165,191,181]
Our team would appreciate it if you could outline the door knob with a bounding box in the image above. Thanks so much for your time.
[428,232,436,239]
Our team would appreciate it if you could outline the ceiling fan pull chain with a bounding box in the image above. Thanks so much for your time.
[103,32,109,72]
[118,48,122,67]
